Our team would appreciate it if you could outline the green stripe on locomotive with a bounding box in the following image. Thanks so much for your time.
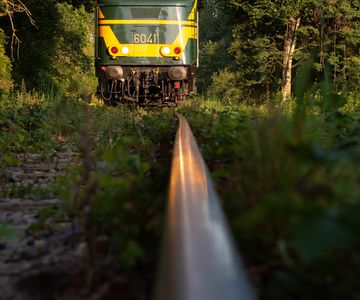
[95,0,198,66]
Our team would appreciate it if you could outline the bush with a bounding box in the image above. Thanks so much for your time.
[197,39,235,93]
[208,69,243,104]
[53,3,96,97]
[341,92,360,116]
[8,1,95,96]
[0,87,65,167]
[0,28,12,93]
[179,98,360,300]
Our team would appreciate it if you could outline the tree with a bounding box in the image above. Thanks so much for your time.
[0,0,35,58]
[64,0,94,12]
[0,28,12,91]
[229,0,312,100]
[228,0,360,100]
[0,0,94,93]
[319,0,360,92]
[282,16,301,100]
[0,0,34,92]
[197,0,238,92]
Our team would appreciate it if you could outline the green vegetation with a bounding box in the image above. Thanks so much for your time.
[0,91,56,167]
[0,0,95,95]
[0,29,11,92]
[200,0,360,102]
[179,94,360,299]
[1,90,360,298]
[0,91,176,296]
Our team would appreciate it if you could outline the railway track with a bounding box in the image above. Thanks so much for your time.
[156,114,257,300]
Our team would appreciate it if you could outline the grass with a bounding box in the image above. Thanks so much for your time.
[1,87,360,299]
[179,94,360,300]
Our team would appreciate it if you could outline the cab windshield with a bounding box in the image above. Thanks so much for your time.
[104,6,190,21]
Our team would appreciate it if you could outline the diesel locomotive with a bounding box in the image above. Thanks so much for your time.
[95,0,200,105]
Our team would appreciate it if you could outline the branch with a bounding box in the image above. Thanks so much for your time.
[1,0,36,59]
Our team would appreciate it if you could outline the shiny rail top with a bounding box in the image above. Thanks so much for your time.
[155,114,256,300]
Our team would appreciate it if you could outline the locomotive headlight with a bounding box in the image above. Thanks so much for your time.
[121,47,129,55]
[160,46,171,56]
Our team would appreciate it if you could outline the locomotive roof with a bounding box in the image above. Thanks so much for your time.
[97,0,195,6]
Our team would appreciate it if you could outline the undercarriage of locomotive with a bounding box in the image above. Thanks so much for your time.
[98,65,196,106]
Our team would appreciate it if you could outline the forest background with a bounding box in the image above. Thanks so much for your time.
[1,0,359,103]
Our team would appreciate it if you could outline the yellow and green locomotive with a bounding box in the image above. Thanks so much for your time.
[95,0,199,105]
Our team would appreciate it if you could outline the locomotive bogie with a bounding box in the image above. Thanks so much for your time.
[98,64,197,105]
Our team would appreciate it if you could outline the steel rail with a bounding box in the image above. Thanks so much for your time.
[155,114,256,300]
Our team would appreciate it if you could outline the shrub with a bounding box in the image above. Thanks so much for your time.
[9,1,95,96]
[0,29,12,93]
[180,98,360,300]
[208,68,243,105]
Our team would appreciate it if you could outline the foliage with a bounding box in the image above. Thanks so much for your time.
[0,0,35,56]
[197,0,237,92]
[1,81,360,299]
[50,103,177,296]
[52,2,96,96]
[197,40,235,93]
[198,0,360,101]
[1,1,95,95]
[0,91,53,163]
[0,222,15,239]
[0,28,12,92]
[341,92,360,116]
[207,68,243,104]
[178,90,360,299]
[62,0,95,12]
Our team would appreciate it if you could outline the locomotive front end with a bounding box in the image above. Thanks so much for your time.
[95,0,199,105]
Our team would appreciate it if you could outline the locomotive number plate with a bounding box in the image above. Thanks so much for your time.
[133,33,158,44]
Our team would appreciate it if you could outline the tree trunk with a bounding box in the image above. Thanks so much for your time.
[282,16,301,101]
